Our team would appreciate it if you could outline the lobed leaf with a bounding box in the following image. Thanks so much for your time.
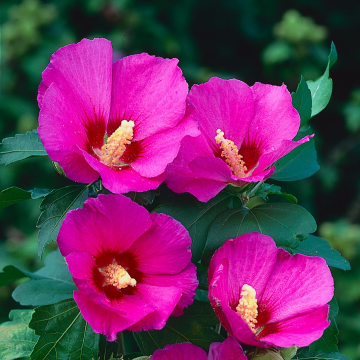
[37,185,89,257]
[202,203,316,265]
[292,75,312,126]
[0,130,47,165]
[295,350,351,360]
[29,298,99,360]
[307,42,337,118]
[157,192,239,262]
[12,249,77,306]
[0,310,39,360]
[251,183,297,203]
[0,265,36,288]
[289,235,350,270]
[0,187,52,211]
[271,127,319,181]
[133,300,224,355]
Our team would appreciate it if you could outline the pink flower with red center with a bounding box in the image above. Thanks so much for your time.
[151,336,246,360]
[57,194,198,341]
[208,232,334,348]
[166,77,312,202]
[38,38,199,193]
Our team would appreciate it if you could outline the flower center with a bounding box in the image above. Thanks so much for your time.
[100,261,137,290]
[236,284,258,333]
[97,120,135,167]
[215,129,248,177]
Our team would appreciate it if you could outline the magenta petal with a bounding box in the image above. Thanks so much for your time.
[108,53,188,140]
[260,305,331,347]
[259,249,334,323]
[38,38,112,117]
[73,290,152,341]
[209,259,267,347]
[208,336,247,360]
[129,213,192,275]
[38,84,100,183]
[142,262,198,316]
[246,83,300,151]
[127,283,182,331]
[209,233,278,304]
[131,111,200,177]
[82,150,165,193]
[57,194,151,257]
[187,77,254,147]
[152,343,207,360]
[66,252,96,280]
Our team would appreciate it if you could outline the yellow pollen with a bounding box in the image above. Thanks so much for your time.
[215,129,248,177]
[236,284,258,333]
[100,262,137,290]
[98,120,135,167]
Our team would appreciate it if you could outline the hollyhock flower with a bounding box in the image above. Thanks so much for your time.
[57,194,198,341]
[151,336,246,360]
[38,38,198,193]
[208,232,334,348]
[166,77,312,202]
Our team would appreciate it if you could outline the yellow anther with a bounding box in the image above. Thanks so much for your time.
[215,129,248,177]
[98,120,135,167]
[236,284,258,333]
[100,262,136,290]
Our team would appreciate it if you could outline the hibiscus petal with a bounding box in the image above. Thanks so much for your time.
[131,109,200,177]
[57,194,152,257]
[244,83,300,152]
[128,213,192,275]
[74,289,153,341]
[209,259,267,347]
[142,262,198,316]
[259,249,334,324]
[259,305,331,347]
[38,84,100,183]
[108,53,188,141]
[82,150,165,193]
[127,283,182,331]
[209,233,278,305]
[152,343,207,360]
[208,336,247,360]
[254,136,313,174]
[187,77,254,148]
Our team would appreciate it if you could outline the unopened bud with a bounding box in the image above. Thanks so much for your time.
[280,346,298,360]
[52,161,67,177]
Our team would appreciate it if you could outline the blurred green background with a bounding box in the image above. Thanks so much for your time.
[1,0,360,358]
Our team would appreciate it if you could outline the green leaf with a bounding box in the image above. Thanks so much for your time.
[12,249,77,306]
[271,128,319,181]
[252,183,297,204]
[125,190,159,206]
[0,130,47,165]
[289,235,350,270]
[296,349,351,360]
[0,187,52,210]
[292,75,312,126]
[307,42,337,117]
[158,192,239,262]
[309,297,339,352]
[202,203,316,265]
[37,185,89,257]
[98,335,119,360]
[0,265,36,287]
[29,298,99,360]
[0,310,39,360]
[133,300,223,355]
[0,187,31,210]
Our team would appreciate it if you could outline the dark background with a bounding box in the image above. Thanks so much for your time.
[1,0,360,358]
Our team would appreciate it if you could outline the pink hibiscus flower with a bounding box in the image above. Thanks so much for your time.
[166,77,312,202]
[57,194,198,341]
[151,336,246,360]
[38,38,198,193]
[208,232,334,348]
